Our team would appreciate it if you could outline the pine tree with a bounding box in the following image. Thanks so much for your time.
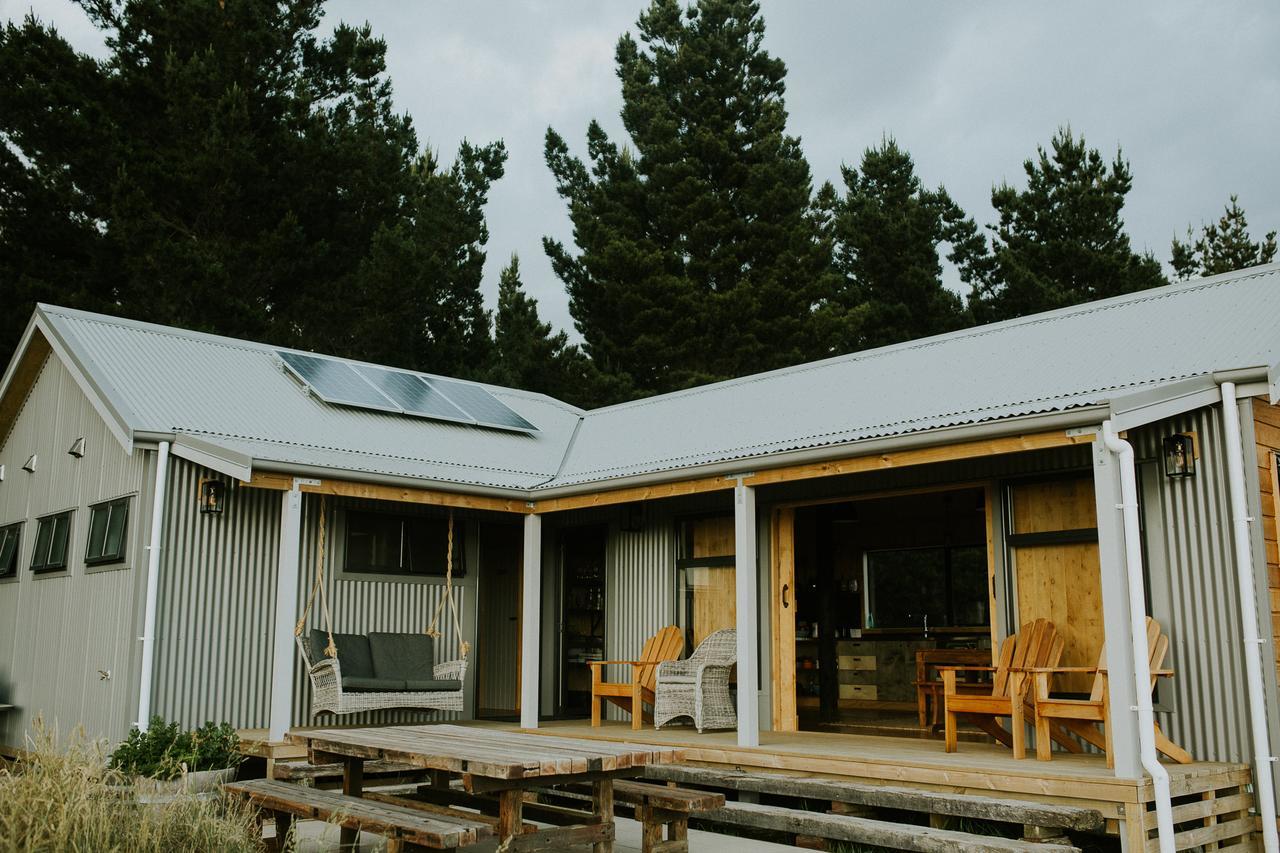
[0,0,505,373]
[968,127,1166,323]
[544,0,836,400]
[827,139,982,351]
[487,255,615,407]
[1170,195,1277,280]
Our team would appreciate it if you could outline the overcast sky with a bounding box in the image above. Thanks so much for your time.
[7,0,1279,340]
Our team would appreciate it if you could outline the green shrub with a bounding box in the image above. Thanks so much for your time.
[0,721,262,853]
[108,716,243,781]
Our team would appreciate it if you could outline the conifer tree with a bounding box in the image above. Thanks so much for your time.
[1170,195,1277,280]
[0,0,504,373]
[827,140,982,351]
[544,0,836,400]
[967,128,1166,323]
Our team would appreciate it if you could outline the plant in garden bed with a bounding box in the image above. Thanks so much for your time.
[109,716,243,787]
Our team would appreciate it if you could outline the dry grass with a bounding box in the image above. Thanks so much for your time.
[0,721,264,853]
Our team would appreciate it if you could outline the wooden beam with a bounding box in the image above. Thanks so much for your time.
[743,430,1094,488]
[530,475,734,514]
[241,471,531,514]
[0,331,51,447]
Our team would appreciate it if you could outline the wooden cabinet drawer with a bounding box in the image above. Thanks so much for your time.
[838,654,876,671]
[839,683,877,701]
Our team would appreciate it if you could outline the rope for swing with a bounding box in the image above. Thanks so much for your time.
[426,510,470,659]
[294,496,337,659]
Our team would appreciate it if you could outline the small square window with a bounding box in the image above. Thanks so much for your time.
[344,511,463,577]
[0,523,21,577]
[86,498,130,566]
[31,511,73,573]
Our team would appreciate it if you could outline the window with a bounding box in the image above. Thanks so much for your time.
[0,523,20,577]
[30,511,73,573]
[863,545,989,630]
[343,511,463,577]
[85,498,130,566]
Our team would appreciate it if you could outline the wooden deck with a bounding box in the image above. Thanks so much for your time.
[240,721,1261,850]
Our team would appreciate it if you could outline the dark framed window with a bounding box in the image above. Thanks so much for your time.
[31,511,73,573]
[85,498,130,566]
[863,545,989,630]
[0,522,21,577]
[343,511,464,577]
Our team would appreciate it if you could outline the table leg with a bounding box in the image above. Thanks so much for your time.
[496,788,523,846]
[340,757,364,852]
[592,778,615,853]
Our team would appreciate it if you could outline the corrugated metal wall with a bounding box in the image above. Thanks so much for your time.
[150,471,481,729]
[0,355,149,748]
[1133,407,1254,764]
[151,460,281,729]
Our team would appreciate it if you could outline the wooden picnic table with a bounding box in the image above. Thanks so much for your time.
[291,724,686,852]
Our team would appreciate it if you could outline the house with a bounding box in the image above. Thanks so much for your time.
[2,263,1280,850]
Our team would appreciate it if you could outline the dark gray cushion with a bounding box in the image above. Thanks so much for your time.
[342,676,407,692]
[368,632,435,681]
[310,630,375,678]
[403,679,463,693]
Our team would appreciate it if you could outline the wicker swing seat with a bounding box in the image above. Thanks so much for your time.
[297,630,467,715]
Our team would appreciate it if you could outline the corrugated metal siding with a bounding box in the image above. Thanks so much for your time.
[0,356,147,748]
[1133,407,1252,763]
[151,459,280,729]
[603,520,677,721]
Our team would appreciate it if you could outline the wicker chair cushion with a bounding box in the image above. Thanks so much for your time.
[342,676,407,692]
[310,630,375,678]
[368,632,436,681]
[403,679,464,692]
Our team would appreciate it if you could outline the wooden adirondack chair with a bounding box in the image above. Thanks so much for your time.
[588,626,684,730]
[943,619,1063,759]
[1030,616,1193,766]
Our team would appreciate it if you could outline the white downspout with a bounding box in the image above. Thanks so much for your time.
[1100,422,1174,852]
[136,440,170,730]
[1219,382,1280,852]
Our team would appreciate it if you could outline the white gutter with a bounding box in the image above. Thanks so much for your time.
[1219,382,1280,852]
[1100,421,1174,853]
[136,440,170,730]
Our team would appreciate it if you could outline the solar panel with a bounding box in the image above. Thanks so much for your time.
[353,365,473,424]
[278,351,399,412]
[429,377,537,432]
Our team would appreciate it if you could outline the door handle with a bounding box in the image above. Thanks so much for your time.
[782,583,790,609]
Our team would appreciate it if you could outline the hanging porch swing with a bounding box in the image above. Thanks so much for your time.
[293,498,469,714]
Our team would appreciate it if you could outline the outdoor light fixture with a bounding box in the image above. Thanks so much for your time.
[199,479,227,515]
[68,437,85,458]
[22,454,36,473]
[1163,433,1196,478]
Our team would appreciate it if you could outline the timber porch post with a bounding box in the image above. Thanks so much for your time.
[735,478,760,747]
[520,512,542,729]
[1091,438,1143,779]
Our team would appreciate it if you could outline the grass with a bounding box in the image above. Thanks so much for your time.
[0,721,264,853]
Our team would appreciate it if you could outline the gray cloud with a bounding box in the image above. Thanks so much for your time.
[7,0,1278,341]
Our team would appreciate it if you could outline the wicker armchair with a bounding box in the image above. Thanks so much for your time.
[654,628,737,732]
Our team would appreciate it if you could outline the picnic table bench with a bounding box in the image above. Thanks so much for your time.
[286,724,684,852]
[531,778,724,853]
[225,778,491,851]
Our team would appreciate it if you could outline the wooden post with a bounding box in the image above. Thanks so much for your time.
[520,513,542,730]
[339,756,364,852]
[735,479,760,748]
[269,485,303,742]
[592,779,615,853]
[497,788,524,845]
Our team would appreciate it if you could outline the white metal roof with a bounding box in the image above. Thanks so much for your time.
[14,262,1280,496]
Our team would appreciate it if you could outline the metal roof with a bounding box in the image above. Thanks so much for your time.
[35,306,583,491]
[553,263,1280,487]
[16,262,1280,496]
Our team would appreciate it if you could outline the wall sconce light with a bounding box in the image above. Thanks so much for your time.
[68,437,85,458]
[22,454,37,473]
[199,479,227,514]
[1163,433,1196,478]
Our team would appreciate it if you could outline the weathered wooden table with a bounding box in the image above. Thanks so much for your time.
[292,724,685,852]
